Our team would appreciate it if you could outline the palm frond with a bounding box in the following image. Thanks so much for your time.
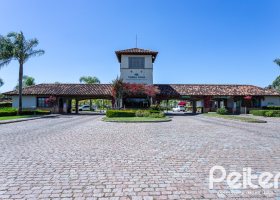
[7,32,18,38]
[79,76,100,84]
[27,49,45,57]
[1,31,44,66]
[24,38,39,53]
[0,59,12,68]
[0,78,4,87]
[274,58,280,67]
[0,36,14,63]
[24,49,45,63]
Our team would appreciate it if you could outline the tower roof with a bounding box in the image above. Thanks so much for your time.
[115,48,158,63]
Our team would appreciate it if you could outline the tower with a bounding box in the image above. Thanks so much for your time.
[115,48,158,84]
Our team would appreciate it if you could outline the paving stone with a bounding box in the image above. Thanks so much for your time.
[0,115,279,199]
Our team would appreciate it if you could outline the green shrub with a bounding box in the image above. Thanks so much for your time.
[35,110,51,115]
[249,110,267,116]
[107,109,166,118]
[143,110,150,117]
[149,112,165,118]
[150,104,163,111]
[216,107,228,115]
[135,110,152,117]
[0,107,17,112]
[21,109,50,115]
[149,110,160,114]
[265,111,274,117]
[262,106,280,110]
[0,108,50,117]
[106,110,136,118]
[135,110,144,117]
[0,107,17,116]
[0,102,12,108]
[250,110,280,117]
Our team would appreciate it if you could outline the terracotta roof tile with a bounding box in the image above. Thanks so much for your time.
[3,83,279,97]
[115,48,158,63]
[3,84,113,98]
[155,84,280,97]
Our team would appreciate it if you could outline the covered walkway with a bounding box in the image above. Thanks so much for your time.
[4,83,280,114]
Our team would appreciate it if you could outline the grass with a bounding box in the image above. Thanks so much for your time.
[0,115,34,121]
[103,117,171,122]
[204,113,267,123]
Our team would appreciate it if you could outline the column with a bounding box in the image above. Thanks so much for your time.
[67,99,72,114]
[192,100,197,114]
[75,99,79,114]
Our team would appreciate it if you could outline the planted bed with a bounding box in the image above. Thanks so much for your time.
[103,109,171,123]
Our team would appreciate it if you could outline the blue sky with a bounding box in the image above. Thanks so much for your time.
[0,0,280,92]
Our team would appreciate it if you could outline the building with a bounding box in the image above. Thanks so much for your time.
[115,48,158,84]
[4,48,280,113]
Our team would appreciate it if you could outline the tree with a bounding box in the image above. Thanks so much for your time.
[272,58,280,91]
[0,78,3,87]
[79,76,100,84]
[15,75,35,89]
[45,96,57,113]
[274,58,280,67]
[112,77,125,109]
[0,31,44,114]
[79,76,101,110]
[24,75,35,86]
[272,75,280,91]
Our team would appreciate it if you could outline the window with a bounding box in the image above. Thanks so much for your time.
[37,97,49,108]
[128,57,145,68]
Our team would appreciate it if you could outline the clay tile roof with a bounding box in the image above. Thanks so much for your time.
[3,83,279,98]
[3,84,113,98]
[115,48,158,63]
[155,84,280,97]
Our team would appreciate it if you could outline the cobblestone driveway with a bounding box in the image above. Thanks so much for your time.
[0,115,279,200]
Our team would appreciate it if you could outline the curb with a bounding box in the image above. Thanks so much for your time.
[102,118,172,123]
[0,114,61,125]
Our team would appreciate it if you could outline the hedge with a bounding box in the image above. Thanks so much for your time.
[0,102,12,108]
[250,110,280,117]
[262,106,280,110]
[0,108,50,117]
[106,110,136,118]
[149,110,161,114]
[21,110,51,115]
[135,110,166,118]
[0,107,17,116]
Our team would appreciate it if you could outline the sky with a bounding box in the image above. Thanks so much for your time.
[0,0,280,92]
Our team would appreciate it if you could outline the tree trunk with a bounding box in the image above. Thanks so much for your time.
[18,62,23,115]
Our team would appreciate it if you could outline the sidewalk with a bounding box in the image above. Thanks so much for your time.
[0,114,60,125]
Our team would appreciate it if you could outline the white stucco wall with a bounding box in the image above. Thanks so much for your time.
[120,55,153,69]
[261,96,280,107]
[12,96,37,109]
[120,55,153,84]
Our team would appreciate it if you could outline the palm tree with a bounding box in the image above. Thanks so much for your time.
[274,58,280,67]
[15,75,36,89]
[24,75,35,86]
[79,76,100,84]
[0,31,44,114]
[79,76,101,110]
[0,78,3,87]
